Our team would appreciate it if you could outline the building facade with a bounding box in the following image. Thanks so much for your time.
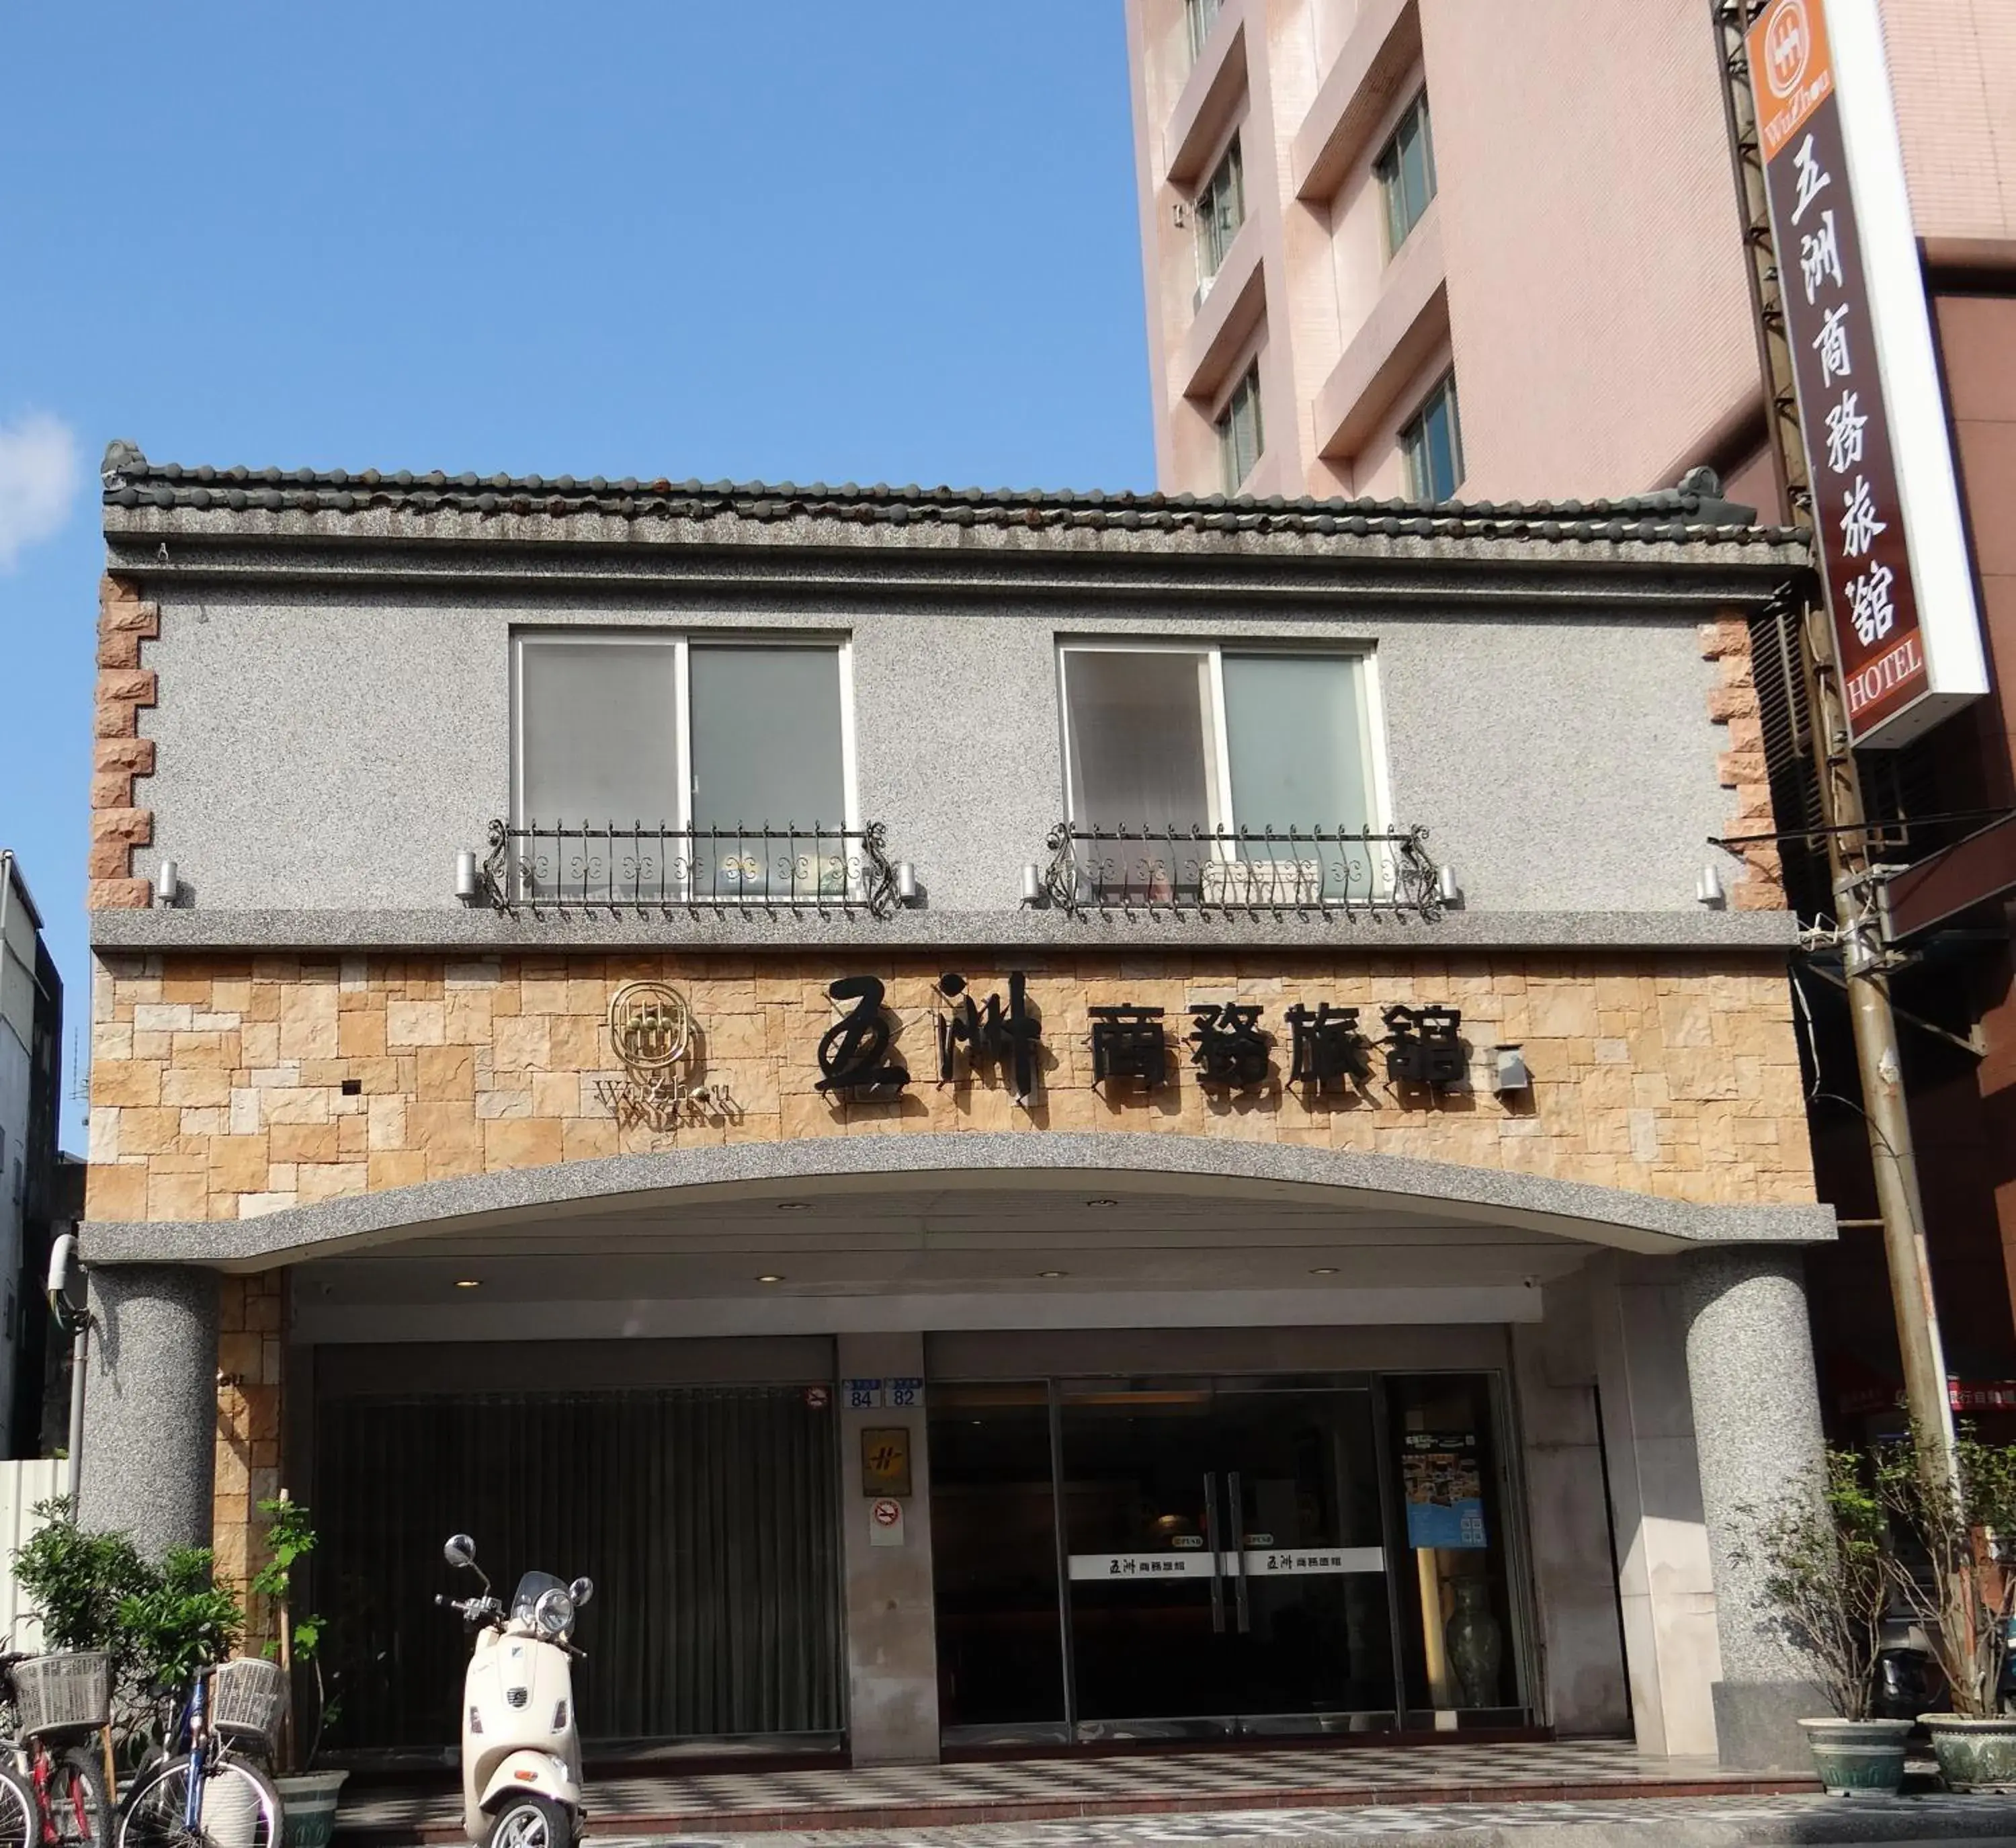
[81,452,1831,1767]
[1123,0,2016,1437]
[0,851,64,1456]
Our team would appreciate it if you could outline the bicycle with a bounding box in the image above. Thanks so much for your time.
[0,1649,112,1848]
[0,1755,46,1848]
[116,1661,282,1848]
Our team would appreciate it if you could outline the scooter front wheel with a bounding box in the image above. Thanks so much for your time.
[484,1794,569,1848]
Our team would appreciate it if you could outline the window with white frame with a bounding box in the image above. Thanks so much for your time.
[1375,90,1437,255]
[512,632,853,900]
[1059,643,1384,901]
[1216,362,1264,495]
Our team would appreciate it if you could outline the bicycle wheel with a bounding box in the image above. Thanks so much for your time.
[0,1763,38,1848]
[50,1745,110,1848]
[116,1755,278,1848]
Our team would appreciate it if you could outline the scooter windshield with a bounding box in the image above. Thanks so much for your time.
[511,1570,569,1626]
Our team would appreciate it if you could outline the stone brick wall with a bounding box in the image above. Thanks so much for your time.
[89,577,159,911]
[85,949,1816,1219]
[214,1271,284,1640]
[1702,616,1786,911]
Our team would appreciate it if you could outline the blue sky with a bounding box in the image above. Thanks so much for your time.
[0,7,1150,1144]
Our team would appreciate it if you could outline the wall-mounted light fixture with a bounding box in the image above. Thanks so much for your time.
[1436,864,1462,907]
[1696,862,1726,907]
[895,861,919,905]
[454,849,480,902]
[153,859,179,907]
[1020,864,1043,907]
[1491,1044,1531,1095]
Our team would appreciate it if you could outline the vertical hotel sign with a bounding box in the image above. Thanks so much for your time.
[1747,0,1986,747]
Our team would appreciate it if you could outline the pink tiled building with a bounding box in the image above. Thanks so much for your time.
[1124,0,2016,1454]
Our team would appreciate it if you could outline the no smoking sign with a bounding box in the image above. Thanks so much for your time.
[870,1497,905,1546]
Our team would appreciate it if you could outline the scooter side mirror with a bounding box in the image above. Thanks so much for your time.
[444,1534,478,1570]
[570,1577,594,1607]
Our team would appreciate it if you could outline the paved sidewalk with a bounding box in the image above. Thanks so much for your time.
[338,1741,1818,1843]
[588,1790,2016,1847]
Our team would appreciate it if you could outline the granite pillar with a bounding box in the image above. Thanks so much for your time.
[836,1333,939,1764]
[1683,1246,1829,1771]
[78,1264,220,1559]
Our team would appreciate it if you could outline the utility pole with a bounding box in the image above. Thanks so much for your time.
[1711,0,1958,1492]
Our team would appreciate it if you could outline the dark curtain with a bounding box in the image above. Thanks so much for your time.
[314,1388,842,1749]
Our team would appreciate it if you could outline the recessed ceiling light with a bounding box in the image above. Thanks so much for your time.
[1038,1269,1068,1279]
[1309,1267,1339,1276]
[454,1279,482,1290]
[775,1202,812,1212]
[1085,1198,1120,1208]
[755,1273,786,1284]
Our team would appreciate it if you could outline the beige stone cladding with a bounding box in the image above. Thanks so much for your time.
[89,576,159,912]
[1701,615,1786,911]
[85,950,1815,1222]
[213,1272,284,1637]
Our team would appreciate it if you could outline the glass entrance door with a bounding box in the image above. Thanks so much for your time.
[1056,1379,1395,1738]
[1058,1382,1230,1731]
[1215,1384,1396,1729]
[929,1370,1529,1747]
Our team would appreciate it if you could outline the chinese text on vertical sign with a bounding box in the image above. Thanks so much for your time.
[1747,0,1926,741]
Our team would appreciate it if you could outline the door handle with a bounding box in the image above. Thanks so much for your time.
[1204,1472,1225,1634]
[1228,1470,1251,1634]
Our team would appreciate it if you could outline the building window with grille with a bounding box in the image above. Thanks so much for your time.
[1195,135,1245,291]
[512,632,854,899]
[1059,642,1386,902]
[1216,362,1264,495]
[1375,91,1437,254]
[1401,373,1464,503]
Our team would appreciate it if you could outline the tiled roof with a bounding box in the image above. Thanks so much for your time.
[99,443,1808,549]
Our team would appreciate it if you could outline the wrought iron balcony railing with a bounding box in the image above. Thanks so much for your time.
[1042,823,1443,920]
[484,818,900,919]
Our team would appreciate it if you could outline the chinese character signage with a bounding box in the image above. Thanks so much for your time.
[935,971,1042,1103]
[1402,1431,1487,1550]
[815,975,1480,1103]
[817,975,911,1097]
[1747,0,1985,747]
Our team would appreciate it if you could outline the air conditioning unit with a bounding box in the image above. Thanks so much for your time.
[1192,271,1218,315]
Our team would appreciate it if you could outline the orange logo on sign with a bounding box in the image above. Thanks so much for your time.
[1763,0,1810,99]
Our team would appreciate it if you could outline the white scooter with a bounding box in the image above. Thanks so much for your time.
[439,1534,594,1848]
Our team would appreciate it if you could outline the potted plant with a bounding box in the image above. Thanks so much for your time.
[1872,1427,2016,1791]
[1740,1450,1908,1792]
[250,1496,346,1848]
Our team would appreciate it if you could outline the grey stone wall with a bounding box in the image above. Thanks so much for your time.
[134,586,1732,918]
[78,1265,218,1558]
[1683,1247,1829,1771]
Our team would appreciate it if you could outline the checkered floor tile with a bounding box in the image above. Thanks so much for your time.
[337,1740,1816,1840]
[585,1790,2016,1845]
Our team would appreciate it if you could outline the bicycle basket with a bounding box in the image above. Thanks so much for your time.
[209,1656,289,1749]
[13,1652,111,1736]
